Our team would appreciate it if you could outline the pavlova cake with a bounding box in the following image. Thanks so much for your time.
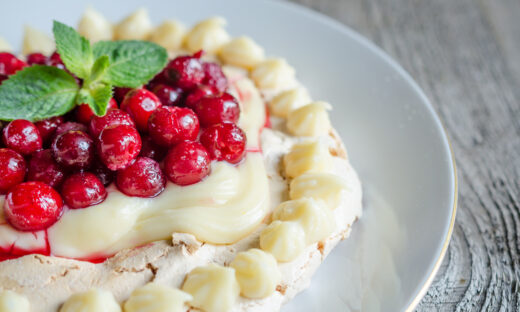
[0,8,362,312]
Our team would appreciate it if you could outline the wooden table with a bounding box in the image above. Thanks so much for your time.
[291,0,520,310]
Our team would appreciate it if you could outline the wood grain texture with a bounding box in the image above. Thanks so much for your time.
[289,0,520,311]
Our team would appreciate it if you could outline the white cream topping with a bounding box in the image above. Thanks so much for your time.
[0,37,12,53]
[259,220,306,262]
[78,7,114,42]
[219,37,265,69]
[60,289,121,312]
[184,17,230,53]
[22,26,55,56]
[124,283,192,312]
[283,139,332,178]
[149,20,187,51]
[114,8,153,40]
[287,101,332,137]
[268,87,310,118]
[0,290,30,312]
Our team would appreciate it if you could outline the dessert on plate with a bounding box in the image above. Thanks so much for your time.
[0,8,362,312]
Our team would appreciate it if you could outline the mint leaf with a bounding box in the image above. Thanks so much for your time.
[77,83,113,116]
[93,40,167,88]
[53,21,93,79]
[0,66,79,122]
[89,55,110,84]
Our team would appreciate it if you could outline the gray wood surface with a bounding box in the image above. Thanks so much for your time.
[290,0,520,311]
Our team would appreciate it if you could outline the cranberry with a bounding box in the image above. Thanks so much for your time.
[148,106,199,147]
[91,161,115,186]
[35,116,64,145]
[89,109,135,139]
[3,181,63,231]
[121,89,162,132]
[140,136,167,161]
[113,87,132,103]
[200,123,247,164]
[151,84,183,107]
[52,130,94,170]
[184,85,218,109]
[26,53,47,65]
[202,62,228,93]
[165,54,204,89]
[61,172,107,209]
[0,148,26,194]
[2,120,42,155]
[0,74,7,85]
[97,124,141,170]
[75,98,118,125]
[164,141,211,186]
[116,157,165,198]
[0,52,27,75]
[48,52,65,69]
[27,149,66,188]
[193,92,240,127]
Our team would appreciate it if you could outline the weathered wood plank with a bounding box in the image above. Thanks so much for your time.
[290,0,520,310]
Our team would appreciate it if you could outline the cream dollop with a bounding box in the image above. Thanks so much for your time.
[60,289,121,312]
[290,173,348,209]
[22,26,55,56]
[149,20,186,51]
[260,220,306,262]
[77,7,114,42]
[114,8,153,40]
[0,38,12,53]
[219,37,265,69]
[268,87,310,118]
[124,283,192,312]
[230,248,281,299]
[287,101,332,137]
[283,140,332,178]
[0,290,30,312]
[185,17,230,53]
[251,58,296,90]
[182,264,239,312]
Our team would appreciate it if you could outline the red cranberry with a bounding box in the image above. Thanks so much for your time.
[113,87,132,103]
[35,116,64,145]
[193,92,240,127]
[184,85,218,109]
[164,141,210,186]
[202,62,228,93]
[26,53,47,65]
[48,52,65,69]
[148,106,199,147]
[121,89,162,132]
[91,161,115,186]
[53,121,87,141]
[27,149,66,188]
[97,124,141,170]
[61,172,107,209]
[0,52,27,75]
[75,98,118,125]
[52,130,94,170]
[89,109,135,139]
[0,148,26,194]
[151,84,183,107]
[140,136,167,161]
[116,157,165,198]
[3,181,63,231]
[2,120,43,155]
[200,123,247,164]
[166,54,204,89]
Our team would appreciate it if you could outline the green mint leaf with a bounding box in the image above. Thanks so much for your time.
[77,83,113,117]
[93,40,168,88]
[89,55,110,84]
[0,66,79,122]
[53,20,94,79]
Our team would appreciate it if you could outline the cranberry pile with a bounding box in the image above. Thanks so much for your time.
[0,51,247,232]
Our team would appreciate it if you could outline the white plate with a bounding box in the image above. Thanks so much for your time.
[0,1,457,311]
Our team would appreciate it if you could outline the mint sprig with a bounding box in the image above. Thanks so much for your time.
[0,21,168,122]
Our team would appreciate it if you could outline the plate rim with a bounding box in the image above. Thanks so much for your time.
[267,0,458,310]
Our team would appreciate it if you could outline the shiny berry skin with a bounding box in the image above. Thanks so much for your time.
[184,84,218,109]
[3,181,63,231]
[166,55,204,89]
[75,98,118,125]
[61,172,107,209]
[27,149,66,188]
[53,122,87,141]
[35,116,64,145]
[164,141,210,186]
[26,53,47,65]
[113,87,132,103]
[121,89,162,132]
[193,92,240,127]
[52,130,94,170]
[140,136,167,161]
[0,148,26,194]
[91,161,115,186]
[148,106,199,147]
[202,62,228,93]
[97,124,141,170]
[200,123,247,164]
[48,52,65,69]
[151,84,183,107]
[2,120,43,155]
[89,109,135,139]
[116,157,165,198]
[0,52,27,75]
